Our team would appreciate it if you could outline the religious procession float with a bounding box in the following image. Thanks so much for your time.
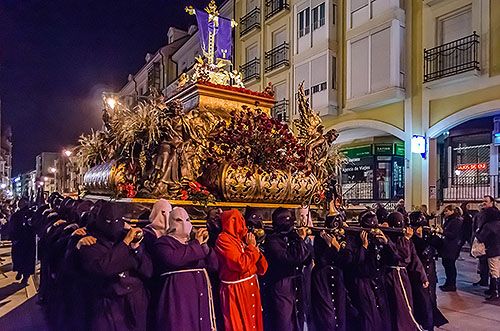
[77,1,344,224]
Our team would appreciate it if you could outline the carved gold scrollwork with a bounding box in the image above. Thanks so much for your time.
[218,163,317,204]
[258,170,289,202]
[220,164,259,202]
[289,171,318,204]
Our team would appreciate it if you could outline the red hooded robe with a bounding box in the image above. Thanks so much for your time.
[215,209,268,331]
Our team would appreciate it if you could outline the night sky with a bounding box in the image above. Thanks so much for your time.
[0,0,211,174]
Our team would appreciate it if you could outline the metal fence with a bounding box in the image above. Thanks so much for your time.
[437,175,499,202]
[240,7,260,37]
[424,32,480,83]
[240,58,260,82]
[265,0,289,20]
[271,99,289,122]
[265,42,289,73]
[341,179,404,203]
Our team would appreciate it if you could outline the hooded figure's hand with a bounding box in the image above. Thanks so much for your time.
[77,236,97,249]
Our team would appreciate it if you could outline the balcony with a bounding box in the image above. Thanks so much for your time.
[424,32,480,83]
[240,7,261,37]
[265,42,289,73]
[240,58,260,83]
[265,0,289,21]
[272,99,289,122]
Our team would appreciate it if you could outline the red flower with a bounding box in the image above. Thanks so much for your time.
[180,190,189,200]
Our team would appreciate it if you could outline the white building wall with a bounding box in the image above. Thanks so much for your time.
[345,0,406,110]
[293,0,338,118]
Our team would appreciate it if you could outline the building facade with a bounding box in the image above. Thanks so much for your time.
[234,0,500,212]
[35,152,59,195]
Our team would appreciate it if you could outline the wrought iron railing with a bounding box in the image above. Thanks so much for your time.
[265,0,290,20]
[437,175,499,202]
[424,32,480,83]
[341,179,404,202]
[240,7,261,37]
[240,58,260,82]
[265,42,289,73]
[272,99,289,122]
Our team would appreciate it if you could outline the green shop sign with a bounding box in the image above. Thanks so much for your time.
[341,145,372,159]
[374,144,393,155]
[395,143,405,156]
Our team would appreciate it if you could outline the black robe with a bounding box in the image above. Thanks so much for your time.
[8,207,35,276]
[311,235,354,331]
[412,234,449,329]
[262,231,312,331]
[52,232,94,331]
[350,237,399,331]
[386,237,427,331]
[79,239,153,331]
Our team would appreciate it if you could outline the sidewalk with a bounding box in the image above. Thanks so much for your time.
[0,244,47,331]
[436,254,500,330]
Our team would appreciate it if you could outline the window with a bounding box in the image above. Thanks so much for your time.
[350,37,369,97]
[246,43,259,62]
[298,8,310,38]
[332,3,336,25]
[273,81,287,102]
[332,56,337,90]
[272,28,287,48]
[311,82,327,94]
[437,7,472,45]
[313,3,325,30]
[311,54,328,93]
[247,0,259,12]
[147,62,161,90]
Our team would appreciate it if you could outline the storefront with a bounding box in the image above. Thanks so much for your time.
[341,143,405,203]
[437,116,499,201]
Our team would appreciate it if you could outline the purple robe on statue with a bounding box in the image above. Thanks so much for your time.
[79,240,153,331]
[152,235,218,331]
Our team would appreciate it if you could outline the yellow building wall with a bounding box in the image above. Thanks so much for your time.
[490,0,500,77]
[429,84,500,127]
[323,101,405,130]
[409,0,424,209]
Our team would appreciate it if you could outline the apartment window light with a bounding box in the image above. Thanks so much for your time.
[332,56,337,90]
[332,3,336,25]
[298,8,310,38]
[313,3,325,30]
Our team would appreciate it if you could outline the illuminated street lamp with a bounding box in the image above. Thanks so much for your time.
[49,167,57,174]
[106,97,117,110]
[0,183,6,189]
[102,92,119,111]
[63,149,72,157]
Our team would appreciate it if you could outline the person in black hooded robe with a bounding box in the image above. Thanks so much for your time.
[51,200,95,331]
[350,211,399,331]
[78,201,153,331]
[311,215,355,331]
[206,207,225,331]
[262,207,312,331]
[8,197,35,286]
[385,211,428,331]
[409,211,448,330]
[244,206,267,246]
